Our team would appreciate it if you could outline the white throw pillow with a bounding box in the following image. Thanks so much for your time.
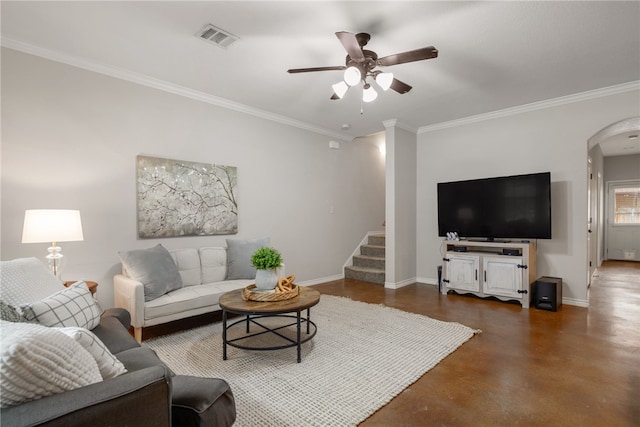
[0,321,102,407]
[58,327,127,380]
[20,281,101,330]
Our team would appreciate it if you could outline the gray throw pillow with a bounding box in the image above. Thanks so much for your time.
[226,237,270,280]
[0,300,32,323]
[117,244,182,302]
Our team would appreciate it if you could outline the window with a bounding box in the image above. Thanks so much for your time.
[613,186,640,224]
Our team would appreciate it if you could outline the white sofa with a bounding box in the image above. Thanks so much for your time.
[114,247,254,342]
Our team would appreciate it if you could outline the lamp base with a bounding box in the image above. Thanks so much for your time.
[46,245,64,279]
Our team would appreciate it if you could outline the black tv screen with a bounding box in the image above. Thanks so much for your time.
[437,172,552,240]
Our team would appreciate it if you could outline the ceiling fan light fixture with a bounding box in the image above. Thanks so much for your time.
[344,66,361,86]
[375,72,394,91]
[332,81,349,99]
[362,83,378,103]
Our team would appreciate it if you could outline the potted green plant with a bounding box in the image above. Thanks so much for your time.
[251,246,284,290]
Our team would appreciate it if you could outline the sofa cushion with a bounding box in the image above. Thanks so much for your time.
[0,257,63,307]
[0,321,102,407]
[200,247,227,283]
[145,280,253,321]
[20,281,101,330]
[118,244,183,302]
[226,237,269,280]
[58,326,127,380]
[170,248,202,287]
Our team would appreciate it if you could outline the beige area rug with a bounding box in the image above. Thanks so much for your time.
[145,295,480,426]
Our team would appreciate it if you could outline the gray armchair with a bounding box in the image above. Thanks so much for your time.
[0,258,236,427]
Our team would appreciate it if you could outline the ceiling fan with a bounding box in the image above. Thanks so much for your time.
[287,32,438,102]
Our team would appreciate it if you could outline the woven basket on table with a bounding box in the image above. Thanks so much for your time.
[242,284,299,302]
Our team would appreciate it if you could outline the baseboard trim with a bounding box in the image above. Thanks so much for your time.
[416,277,438,286]
[298,274,344,287]
[562,297,589,308]
[384,277,416,289]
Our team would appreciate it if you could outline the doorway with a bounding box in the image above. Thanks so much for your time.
[586,116,640,292]
[605,180,640,261]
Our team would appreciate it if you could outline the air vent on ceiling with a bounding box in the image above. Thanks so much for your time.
[196,24,239,49]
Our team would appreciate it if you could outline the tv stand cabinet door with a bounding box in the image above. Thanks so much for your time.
[444,254,480,292]
[482,256,523,300]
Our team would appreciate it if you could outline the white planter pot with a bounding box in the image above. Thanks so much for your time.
[255,268,279,290]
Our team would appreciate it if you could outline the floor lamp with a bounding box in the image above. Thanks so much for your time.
[21,209,84,280]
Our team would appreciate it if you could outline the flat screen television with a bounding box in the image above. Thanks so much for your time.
[437,172,552,240]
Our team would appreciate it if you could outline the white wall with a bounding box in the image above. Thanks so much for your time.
[384,122,417,287]
[416,88,640,307]
[603,154,640,181]
[0,48,386,309]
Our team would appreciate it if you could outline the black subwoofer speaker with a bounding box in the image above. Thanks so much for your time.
[534,276,562,311]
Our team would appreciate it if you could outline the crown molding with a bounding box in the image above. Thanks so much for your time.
[382,119,398,129]
[1,38,352,142]
[5,37,636,142]
[418,81,640,134]
[383,119,417,133]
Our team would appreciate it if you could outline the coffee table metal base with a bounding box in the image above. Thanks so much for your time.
[222,308,317,363]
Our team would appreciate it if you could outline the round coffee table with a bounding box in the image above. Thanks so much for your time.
[219,286,321,363]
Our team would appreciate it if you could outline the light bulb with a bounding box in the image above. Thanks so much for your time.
[375,72,394,91]
[332,81,349,99]
[343,67,361,86]
[362,84,378,103]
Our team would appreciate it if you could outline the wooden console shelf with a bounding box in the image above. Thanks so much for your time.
[440,240,536,308]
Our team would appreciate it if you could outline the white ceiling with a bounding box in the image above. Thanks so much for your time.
[1,1,639,154]
[598,130,640,157]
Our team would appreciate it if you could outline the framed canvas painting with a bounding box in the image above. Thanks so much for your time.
[137,155,238,238]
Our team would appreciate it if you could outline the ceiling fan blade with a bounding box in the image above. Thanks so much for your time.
[377,46,438,67]
[390,78,412,94]
[330,93,341,100]
[288,66,346,73]
[335,32,365,63]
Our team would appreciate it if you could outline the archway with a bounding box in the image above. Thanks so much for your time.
[586,116,640,287]
[588,116,639,151]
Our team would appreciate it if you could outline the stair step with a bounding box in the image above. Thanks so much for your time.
[353,254,385,270]
[368,234,386,246]
[361,244,385,257]
[344,266,385,285]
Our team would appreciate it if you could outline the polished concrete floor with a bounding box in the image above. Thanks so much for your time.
[145,261,639,426]
[312,261,640,427]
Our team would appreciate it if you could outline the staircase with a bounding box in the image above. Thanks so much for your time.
[344,234,385,285]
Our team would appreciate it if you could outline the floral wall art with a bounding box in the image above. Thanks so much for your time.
[136,155,238,238]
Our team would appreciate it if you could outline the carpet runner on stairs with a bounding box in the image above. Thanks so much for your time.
[344,234,385,284]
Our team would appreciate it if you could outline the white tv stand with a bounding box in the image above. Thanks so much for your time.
[440,240,536,308]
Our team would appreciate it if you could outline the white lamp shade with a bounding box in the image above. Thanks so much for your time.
[343,67,361,86]
[332,81,349,99]
[362,85,378,103]
[375,72,394,91]
[22,210,84,243]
